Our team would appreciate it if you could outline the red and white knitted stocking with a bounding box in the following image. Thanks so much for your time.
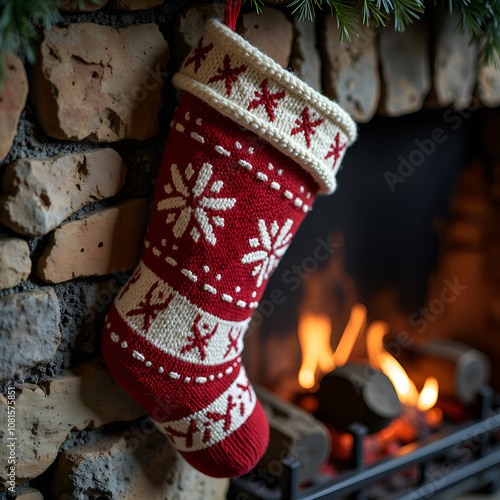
[102,19,356,478]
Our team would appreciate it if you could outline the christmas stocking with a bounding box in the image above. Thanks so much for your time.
[102,18,356,478]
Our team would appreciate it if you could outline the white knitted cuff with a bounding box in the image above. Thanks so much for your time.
[173,19,357,194]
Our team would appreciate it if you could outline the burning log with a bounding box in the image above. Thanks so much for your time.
[397,339,491,405]
[314,363,401,434]
[255,384,331,483]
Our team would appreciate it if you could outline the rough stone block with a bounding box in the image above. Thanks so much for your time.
[0,55,28,161]
[31,23,169,142]
[0,149,127,237]
[478,54,500,107]
[379,21,431,116]
[290,16,322,92]
[0,289,60,381]
[13,487,44,499]
[37,199,149,283]
[59,0,107,11]
[433,12,477,109]
[323,19,379,122]
[109,0,163,9]
[52,429,228,500]
[0,238,31,290]
[0,359,145,487]
[238,7,293,68]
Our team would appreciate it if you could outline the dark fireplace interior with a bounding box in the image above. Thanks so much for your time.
[232,106,500,500]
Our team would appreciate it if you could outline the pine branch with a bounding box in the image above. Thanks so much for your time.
[0,0,60,84]
[392,0,425,32]
[362,0,389,28]
[325,0,359,42]
[0,0,100,86]
[286,0,425,40]
[1,0,500,90]
[280,0,500,66]
[446,0,500,67]
[244,0,265,14]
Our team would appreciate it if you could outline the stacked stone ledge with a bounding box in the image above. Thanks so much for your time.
[0,6,229,499]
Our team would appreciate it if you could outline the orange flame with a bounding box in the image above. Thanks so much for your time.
[298,305,439,411]
[366,321,388,370]
[418,377,439,411]
[366,320,438,410]
[298,304,367,389]
[334,303,367,368]
[298,313,335,389]
[378,352,419,406]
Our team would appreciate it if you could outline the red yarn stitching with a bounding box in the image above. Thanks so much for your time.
[206,395,237,432]
[237,381,253,401]
[224,0,243,31]
[184,37,214,73]
[125,282,172,332]
[247,79,286,122]
[290,107,324,148]
[224,326,243,358]
[181,315,218,360]
[208,54,247,96]
[163,419,199,449]
[118,268,141,300]
[325,132,347,168]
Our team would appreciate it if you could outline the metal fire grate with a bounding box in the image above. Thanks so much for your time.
[228,387,500,500]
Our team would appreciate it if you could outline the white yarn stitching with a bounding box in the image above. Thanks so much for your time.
[109,324,242,384]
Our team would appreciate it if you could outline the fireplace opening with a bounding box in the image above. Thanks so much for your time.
[231,106,500,499]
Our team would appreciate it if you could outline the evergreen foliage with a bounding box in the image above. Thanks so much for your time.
[0,0,499,85]
[248,0,500,64]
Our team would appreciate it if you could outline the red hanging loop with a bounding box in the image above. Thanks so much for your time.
[224,0,243,31]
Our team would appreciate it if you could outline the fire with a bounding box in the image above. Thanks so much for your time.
[366,320,439,411]
[334,303,367,368]
[418,377,439,411]
[298,304,367,389]
[378,353,419,406]
[298,313,335,389]
[366,320,388,369]
[298,305,439,411]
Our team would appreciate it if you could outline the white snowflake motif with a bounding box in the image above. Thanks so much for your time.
[157,163,236,245]
[241,219,294,287]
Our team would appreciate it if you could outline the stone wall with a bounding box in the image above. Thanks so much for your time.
[0,1,229,498]
[0,1,499,498]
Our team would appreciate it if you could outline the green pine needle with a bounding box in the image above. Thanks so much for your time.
[285,0,425,35]
[244,0,265,14]
[446,0,500,67]
[277,0,500,66]
[0,0,100,86]
[0,0,61,84]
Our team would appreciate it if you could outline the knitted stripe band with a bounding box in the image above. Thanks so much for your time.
[173,19,357,194]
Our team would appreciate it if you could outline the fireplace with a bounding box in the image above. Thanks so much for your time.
[228,108,500,499]
[230,393,500,499]
[2,1,500,499]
